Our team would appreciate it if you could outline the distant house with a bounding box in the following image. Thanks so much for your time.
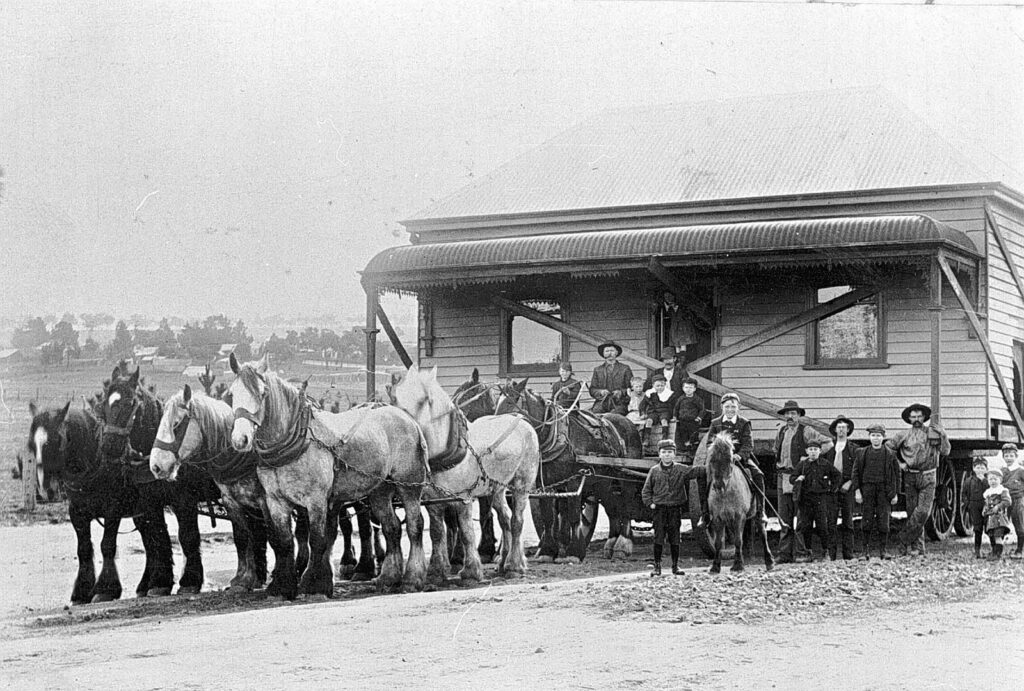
[181,365,210,378]
[133,346,159,365]
[0,348,24,364]
[218,344,237,357]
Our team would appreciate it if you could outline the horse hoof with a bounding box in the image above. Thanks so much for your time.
[555,556,581,565]
[350,571,375,582]
[765,563,775,572]
[147,587,172,597]
[226,584,252,593]
[709,565,721,574]
[602,538,616,559]
[178,586,200,595]
[730,564,744,573]
[534,555,554,564]
[301,593,329,602]
[90,593,116,603]
[266,594,286,602]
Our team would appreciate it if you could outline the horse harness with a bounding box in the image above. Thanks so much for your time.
[154,407,259,485]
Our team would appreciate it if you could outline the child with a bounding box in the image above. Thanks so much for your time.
[1000,443,1024,559]
[961,458,989,558]
[794,439,844,560]
[641,439,700,576]
[673,377,705,454]
[642,374,675,451]
[983,467,1012,559]
[551,362,582,410]
[626,376,646,428]
[851,423,899,560]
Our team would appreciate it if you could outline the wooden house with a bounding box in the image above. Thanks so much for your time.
[361,88,1024,537]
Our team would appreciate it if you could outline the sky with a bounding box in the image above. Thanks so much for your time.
[2,1,1022,330]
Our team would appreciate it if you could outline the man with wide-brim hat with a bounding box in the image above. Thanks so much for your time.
[887,402,950,556]
[823,416,857,559]
[772,400,832,563]
[588,342,633,416]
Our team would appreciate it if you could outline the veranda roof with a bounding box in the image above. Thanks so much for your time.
[362,214,979,291]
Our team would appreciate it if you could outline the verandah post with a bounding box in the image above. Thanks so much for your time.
[364,283,380,402]
[930,256,942,419]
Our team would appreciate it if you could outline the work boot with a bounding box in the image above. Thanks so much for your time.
[974,547,982,559]
[671,562,682,575]
[651,561,662,577]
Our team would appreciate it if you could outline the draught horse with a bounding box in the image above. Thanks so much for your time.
[229,353,428,598]
[706,432,774,573]
[392,365,540,584]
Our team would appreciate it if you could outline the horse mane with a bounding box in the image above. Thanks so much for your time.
[707,432,736,474]
[163,390,233,458]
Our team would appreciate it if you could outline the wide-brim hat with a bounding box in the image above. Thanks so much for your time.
[660,346,678,361]
[829,416,856,437]
[597,342,623,357]
[901,403,932,424]
[777,400,806,417]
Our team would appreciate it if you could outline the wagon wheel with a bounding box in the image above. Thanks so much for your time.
[953,470,973,537]
[924,457,956,541]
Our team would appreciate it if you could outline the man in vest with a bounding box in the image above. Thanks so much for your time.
[774,400,833,563]
[887,402,950,557]
[697,393,767,528]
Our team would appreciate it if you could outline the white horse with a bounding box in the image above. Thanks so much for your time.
[392,365,540,583]
[228,353,428,598]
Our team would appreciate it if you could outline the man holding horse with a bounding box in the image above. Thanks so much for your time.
[589,342,633,416]
[697,393,767,528]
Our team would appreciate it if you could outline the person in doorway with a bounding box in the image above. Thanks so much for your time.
[887,403,950,557]
[851,424,900,560]
[961,458,991,559]
[588,342,633,416]
[659,291,697,356]
[821,416,857,559]
[641,439,701,576]
[999,443,1024,559]
[773,400,833,563]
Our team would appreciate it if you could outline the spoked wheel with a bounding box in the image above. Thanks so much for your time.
[925,458,956,541]
[954,471,972,537]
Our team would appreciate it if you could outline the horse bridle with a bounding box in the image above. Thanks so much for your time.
[152,406,192,459]
[101,397,142,440]
[233,372,268,429]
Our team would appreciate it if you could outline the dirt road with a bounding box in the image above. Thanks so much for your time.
[2,519,1023,690]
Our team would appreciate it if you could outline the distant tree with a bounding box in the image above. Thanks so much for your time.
[81,337,100,358]
[11,317,49,349]
[99,313,116,328]
[105,320,133,361]
[42,313,57,327]
[262,332,295,362]
[79,313,103,340]
[60,312,78,326]
[198,363,216,396]
[338,327,365,362]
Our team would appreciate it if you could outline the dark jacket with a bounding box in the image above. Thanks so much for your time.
[641,462,698,507]
[641,391,675,421]
[673,394,706,428]
[1002,465,1024,501]
[551,378,582,409]
[821,440,857,482]
[961,473,988,508]
[589,361,634,415]
[851,445,900,501]
[705,415,754,461]
[794,457,843,496]
[643,367,686,410]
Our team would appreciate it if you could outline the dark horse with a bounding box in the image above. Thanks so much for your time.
[706,432,774,573]
[28,401,139,603]
[99,366,221,595]
[495,378,644,562]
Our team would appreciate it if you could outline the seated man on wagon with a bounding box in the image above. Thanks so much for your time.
[696,393,767,527]
[588,342,633,416]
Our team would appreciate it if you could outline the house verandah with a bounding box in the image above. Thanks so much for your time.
[362,213,1001,455]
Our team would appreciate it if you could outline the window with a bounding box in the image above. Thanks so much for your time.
[500,299,569,376]
[807,285,886,368]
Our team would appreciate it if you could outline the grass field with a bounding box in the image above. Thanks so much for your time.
[0,360,373,521]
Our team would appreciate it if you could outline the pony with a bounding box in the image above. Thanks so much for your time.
[392,365,540,584]
[705,432,774,573]
[99,366,222,595]
[496,378,645,563]
[149,385,275,591]
[229,353,428,598]
[27,401,140,603]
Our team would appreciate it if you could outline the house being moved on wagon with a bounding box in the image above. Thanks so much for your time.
[361,88,1024,540]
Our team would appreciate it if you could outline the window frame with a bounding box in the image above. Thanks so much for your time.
[804,285,888,370]
[498,298,570,378]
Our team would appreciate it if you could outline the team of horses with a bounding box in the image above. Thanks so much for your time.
[26,358,770,604]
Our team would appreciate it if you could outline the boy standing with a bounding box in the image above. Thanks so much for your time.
[673,377,705,455]
[961,458,990,558]
[983,467,1013,559]
[999,443,1024,559]
[641,439,700,575]
[793,439,843,560]
[551,362,582,410]
[851,424,900,560]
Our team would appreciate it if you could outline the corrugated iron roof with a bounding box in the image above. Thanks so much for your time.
[409,88,1023,222]
[364,214,978,288]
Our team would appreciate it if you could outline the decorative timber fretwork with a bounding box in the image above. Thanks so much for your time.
[938,254,1024,435]
[489,292,829,432]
